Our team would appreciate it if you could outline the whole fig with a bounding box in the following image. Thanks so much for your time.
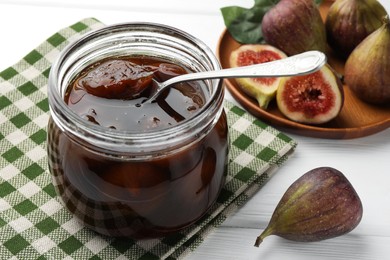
[255,167,363,247]
[325,0,388,58]
[344,16,390,105]
[261,0,327,56]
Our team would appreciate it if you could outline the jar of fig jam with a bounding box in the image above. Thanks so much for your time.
[47,23,228,238]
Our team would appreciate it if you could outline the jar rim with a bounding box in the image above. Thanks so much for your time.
[48,22,224,154]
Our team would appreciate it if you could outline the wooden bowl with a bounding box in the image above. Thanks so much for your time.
[217,1,390,139]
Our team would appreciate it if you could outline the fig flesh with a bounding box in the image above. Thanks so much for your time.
[276,65,344,124]
[326,0,388,58]
[255,167,363,247]
[344,16,390,105]
[261,0,327,56]
[229,44,287,109]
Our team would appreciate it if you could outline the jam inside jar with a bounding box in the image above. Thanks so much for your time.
[47,23,229,238]
[64,56,209,131]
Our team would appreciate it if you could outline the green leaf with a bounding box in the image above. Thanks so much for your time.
[228,6,272,43]
[220,0,323,44]
[221,0,278,43]
[220,6,248,28]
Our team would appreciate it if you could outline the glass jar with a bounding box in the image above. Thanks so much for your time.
[47,23,228,238]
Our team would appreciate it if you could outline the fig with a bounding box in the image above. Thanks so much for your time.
[229,44,287,108]
[255,167,363,247]
[261,0,327,56]
[276,65,344,124]
[344,16,390,105]
[325,0,388,58]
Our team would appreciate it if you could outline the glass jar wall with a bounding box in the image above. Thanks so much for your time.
[47,23,229,238]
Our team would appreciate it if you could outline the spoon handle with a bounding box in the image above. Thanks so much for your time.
[159,50,327,88]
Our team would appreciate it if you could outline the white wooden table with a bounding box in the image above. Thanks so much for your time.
[1,1,389,259]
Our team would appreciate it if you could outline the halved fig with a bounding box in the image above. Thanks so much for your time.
[276,65,344,125]
[229,44,287,109]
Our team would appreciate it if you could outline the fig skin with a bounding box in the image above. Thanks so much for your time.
[229,44,287,109]
[261,0,327,56]
[276,65,344,125]
[344,16,390,105]
[255,167,363,247]
[325,0,388,58]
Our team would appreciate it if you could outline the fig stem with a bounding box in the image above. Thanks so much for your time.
[254,236,263,247]
[383,15,390,27]
[254,226,274,247]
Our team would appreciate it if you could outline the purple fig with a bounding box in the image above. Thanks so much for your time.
[261,0,327,56]
[344,16,390,105]
[325,0,388,58]
[255,167,363,247]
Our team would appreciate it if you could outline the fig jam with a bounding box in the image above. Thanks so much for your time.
[47,56,228,238]
[64,57,208,131]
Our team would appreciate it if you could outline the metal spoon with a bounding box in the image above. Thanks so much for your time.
[147,50,327,102]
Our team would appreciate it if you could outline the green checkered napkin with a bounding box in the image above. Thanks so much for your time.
[0,18,297,259]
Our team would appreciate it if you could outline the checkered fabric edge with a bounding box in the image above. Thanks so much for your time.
[0,18,297,259]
